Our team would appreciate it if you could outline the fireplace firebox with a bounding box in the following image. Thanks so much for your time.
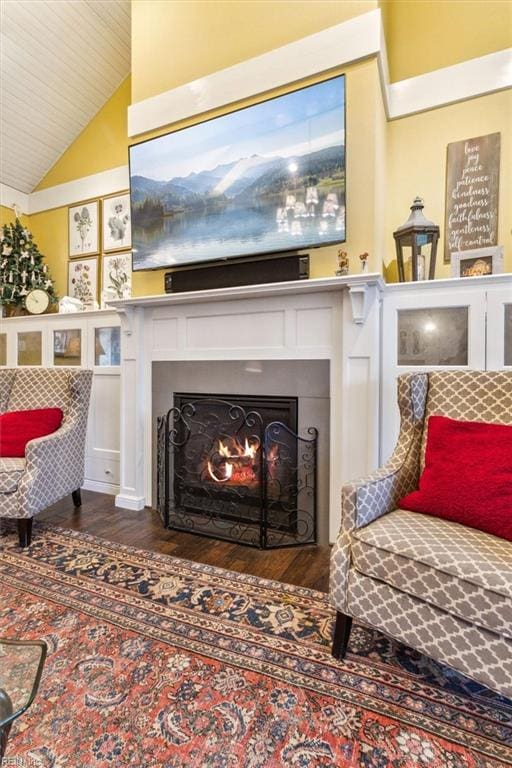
[157,393,317,548]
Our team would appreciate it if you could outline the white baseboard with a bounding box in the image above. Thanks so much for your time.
[115,492,146,511]
[82,479,120,496]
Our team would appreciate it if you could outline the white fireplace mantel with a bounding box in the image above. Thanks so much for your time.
[112,274,384,331]
[109,274,384,541]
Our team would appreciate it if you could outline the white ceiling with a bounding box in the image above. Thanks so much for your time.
[0,0,131,194]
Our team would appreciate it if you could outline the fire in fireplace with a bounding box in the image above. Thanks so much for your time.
[157,393,317,548]
[206,435,260,485]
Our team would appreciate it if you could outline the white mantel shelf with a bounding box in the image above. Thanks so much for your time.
[107,271,510,311]
[108,273,385,309]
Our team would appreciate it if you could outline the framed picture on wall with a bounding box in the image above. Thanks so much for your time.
[68,200,100,257]
[101,251,132,305]
[68,257,98,308]
[451,246,504,278]
[102,192,132,252]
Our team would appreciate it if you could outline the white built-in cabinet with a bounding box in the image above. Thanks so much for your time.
[0,309,121,495]
[381,274,512,462]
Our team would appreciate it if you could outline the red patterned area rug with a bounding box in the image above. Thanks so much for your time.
[0,523,511,768]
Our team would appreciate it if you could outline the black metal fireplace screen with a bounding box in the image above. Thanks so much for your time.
[157,394,317,548]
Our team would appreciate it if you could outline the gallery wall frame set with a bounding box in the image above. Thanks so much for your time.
[67,191,133,307]
[68,192,132,258]
[67,251,133,307]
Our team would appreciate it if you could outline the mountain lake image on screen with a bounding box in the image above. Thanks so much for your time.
[129,75,346,270]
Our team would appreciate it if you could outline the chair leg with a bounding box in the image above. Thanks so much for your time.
[72,489,82,507]
[332,611,352,660]
[17,518,33,548]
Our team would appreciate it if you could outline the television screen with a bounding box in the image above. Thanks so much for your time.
[129,75,345,271]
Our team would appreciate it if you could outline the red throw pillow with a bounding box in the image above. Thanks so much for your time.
[0,408,63,458]
[399,415,512,542]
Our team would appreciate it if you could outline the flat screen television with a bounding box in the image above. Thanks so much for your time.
[129,74,345,271]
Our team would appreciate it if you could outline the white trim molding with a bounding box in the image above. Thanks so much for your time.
[128,9,382,137]
[388,49,512,119]
[115,493,146,511]
[28,165,129,214]
[83,479,120,496]
[127,9,511,137]
[0,183,30,215]
[1,166,129,216]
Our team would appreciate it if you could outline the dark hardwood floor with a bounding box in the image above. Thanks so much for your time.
[37,491,330,592]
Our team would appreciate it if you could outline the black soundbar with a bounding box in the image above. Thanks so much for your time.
[164,253,309,293]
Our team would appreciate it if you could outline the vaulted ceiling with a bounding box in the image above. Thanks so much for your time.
[0,0,131,194]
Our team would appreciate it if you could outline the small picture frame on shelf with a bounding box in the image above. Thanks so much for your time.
[69,200,100,257]
[451,246,503,278]
[68,257,98,309]
[101,251,132,306]
[102,192,132,252]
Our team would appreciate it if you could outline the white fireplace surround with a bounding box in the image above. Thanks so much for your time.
[111,274,384,542]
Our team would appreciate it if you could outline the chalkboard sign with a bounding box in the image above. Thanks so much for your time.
[444,132,500,263]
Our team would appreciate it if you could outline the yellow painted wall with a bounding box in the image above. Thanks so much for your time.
[131,0,377,102]
[36,77,130,190]
[28,208,69,299]
[385,88,512,280]
[380,0,512,82]
[1,206,29,229]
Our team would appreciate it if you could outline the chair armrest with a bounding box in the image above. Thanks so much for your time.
[330,372,428,611]
[343,438,422,533]
[24,420,76,459]
[19,418,88,516]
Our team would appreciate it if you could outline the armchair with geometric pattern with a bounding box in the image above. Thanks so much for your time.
[0,368,93,548]
[330,370,512,697]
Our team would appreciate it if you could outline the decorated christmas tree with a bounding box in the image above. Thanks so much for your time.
[1,217,58,309]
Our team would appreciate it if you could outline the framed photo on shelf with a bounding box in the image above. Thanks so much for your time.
[68,257,98,308]
[68,200,99,258]
[451,246,504,278]
[101,251,132,305]
[102,192,132,252]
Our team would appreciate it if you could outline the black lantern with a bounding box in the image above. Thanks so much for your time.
[393,197,440,282]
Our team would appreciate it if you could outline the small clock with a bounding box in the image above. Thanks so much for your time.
[25,288,50,315]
